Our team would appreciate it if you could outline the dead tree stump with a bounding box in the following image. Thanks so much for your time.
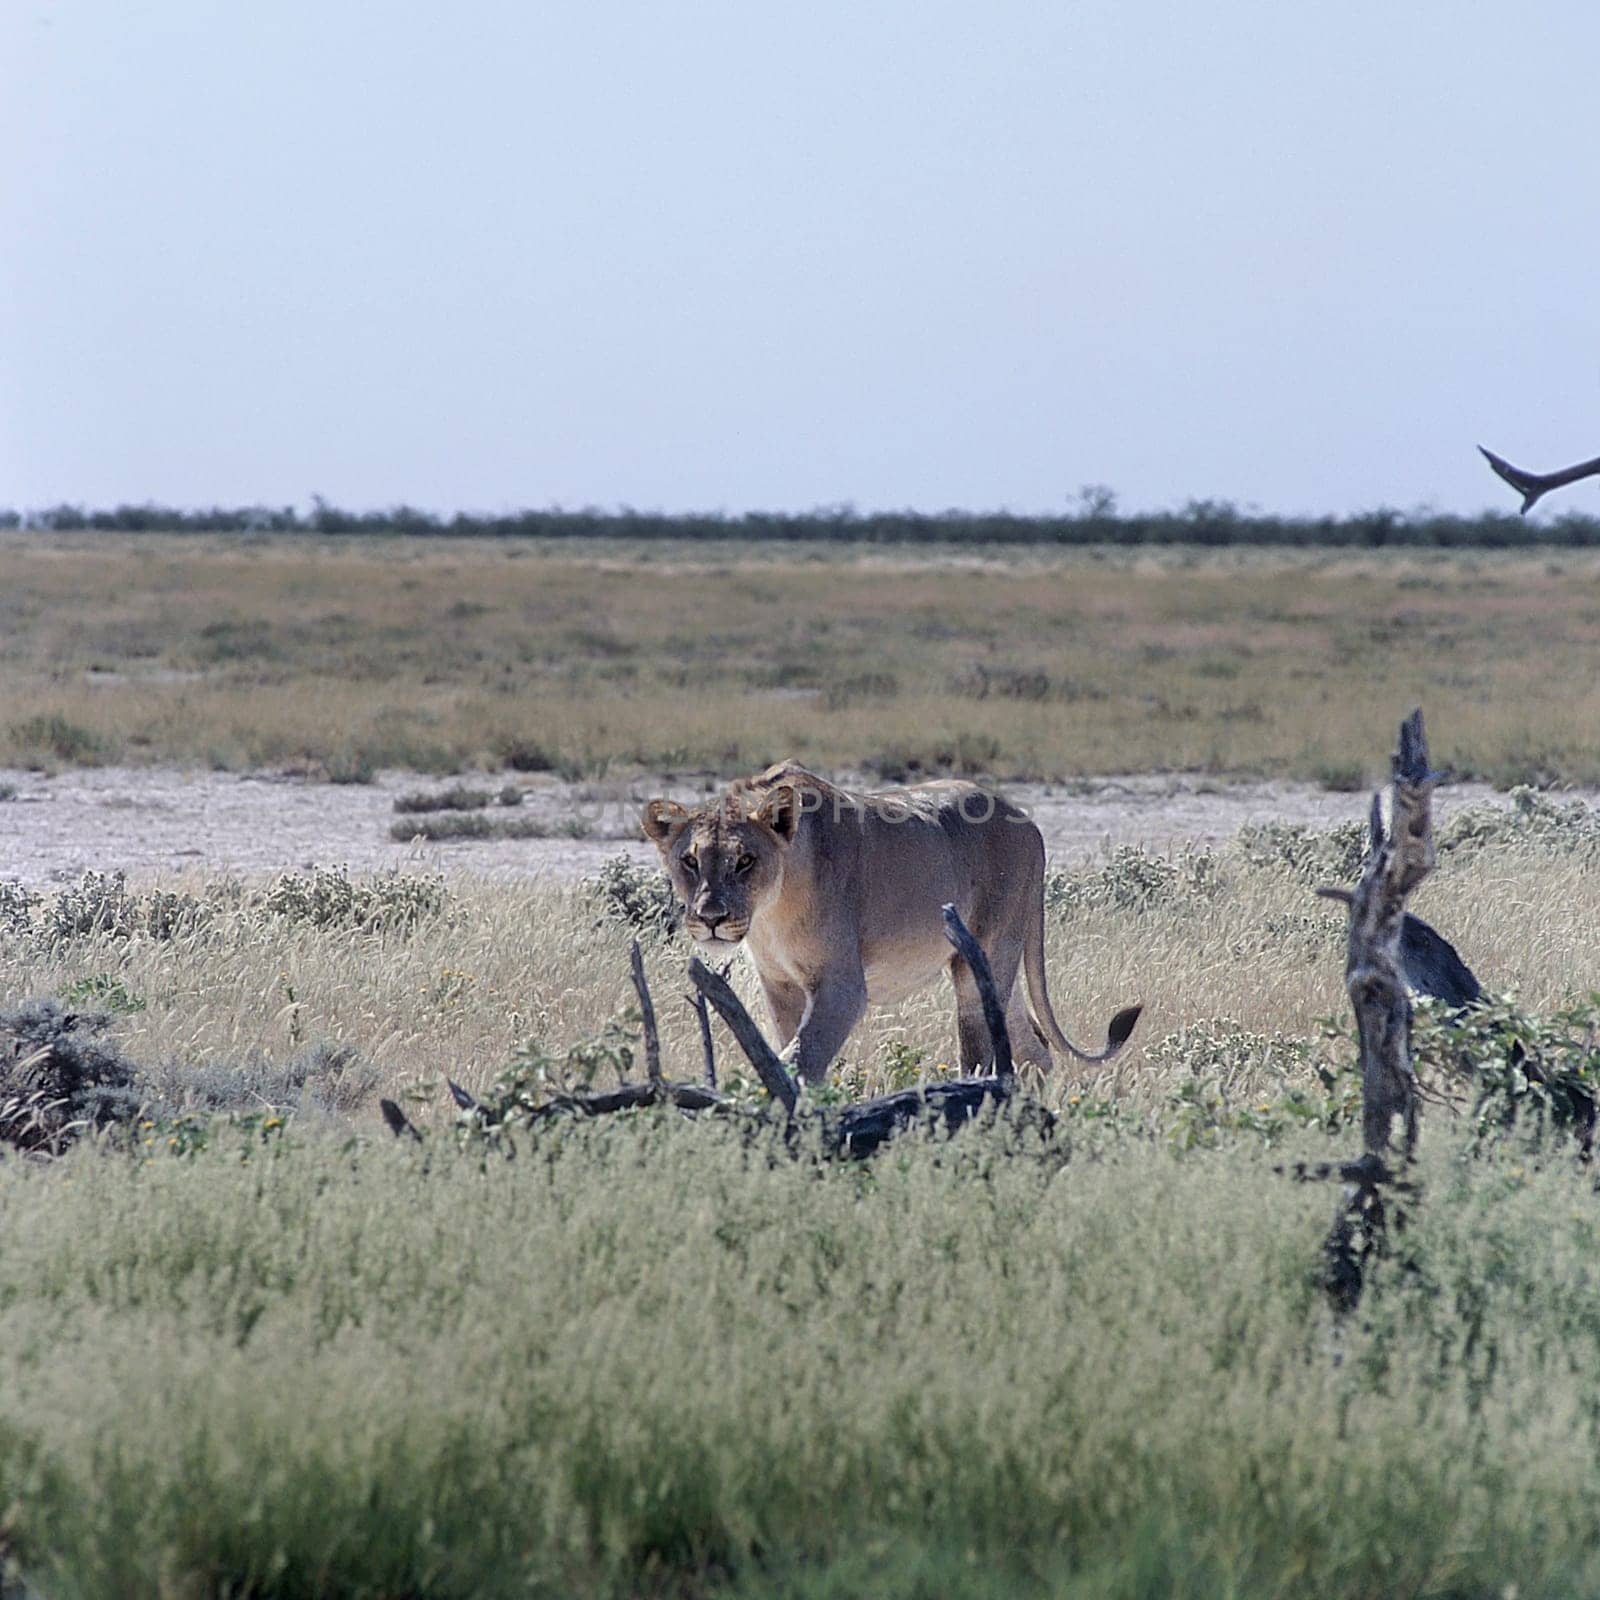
[1340,708,1435,1156]
[1308,707,1437,1310]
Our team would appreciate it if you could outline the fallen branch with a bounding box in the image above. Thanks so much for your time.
[821,1075,1027,1158]
[519,1080,731,1119]
[692,906,1029,1154]
[381,917,1044,1159]
[687,957,798,1115]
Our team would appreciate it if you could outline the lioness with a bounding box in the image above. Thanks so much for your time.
[641,762,1141,1084]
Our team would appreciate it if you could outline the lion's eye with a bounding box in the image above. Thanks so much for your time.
[681,852,699,875]
[734,853,756,874]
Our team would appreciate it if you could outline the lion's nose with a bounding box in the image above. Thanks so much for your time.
[698,906,728,930]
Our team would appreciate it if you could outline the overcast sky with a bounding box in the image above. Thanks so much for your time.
[3,0,1598,518]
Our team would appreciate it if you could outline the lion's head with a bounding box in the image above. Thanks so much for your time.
[639,784,803,945]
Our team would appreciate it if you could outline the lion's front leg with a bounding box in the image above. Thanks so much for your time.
[760,975,808,1050]
[782,972,867,1086]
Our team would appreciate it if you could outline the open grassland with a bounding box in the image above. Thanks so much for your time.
[5,532,1600,785]
[7,1115,1600,1598]
[9,532,1600,1596]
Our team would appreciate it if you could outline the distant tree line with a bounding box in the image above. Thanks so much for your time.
[4,491,1598,546]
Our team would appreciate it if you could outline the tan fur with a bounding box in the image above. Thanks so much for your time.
[641,762,1141,1084]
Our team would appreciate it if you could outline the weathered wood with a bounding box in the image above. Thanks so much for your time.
[1275,1150,1416,1310]
[684,923,1027,1153]
[1480,443,1600,515]
[690,990,717,1088]
[824,1075,1023,1157]
[1323,1167,1394,1314]
[394,1067,1027,1158]
[940,903,1013,1083]
[629,939,662,1084]
[687,957,799,1115]
[387,925,1042,1159]
[530,1080,732,1119]
[1339,708,1436,1156]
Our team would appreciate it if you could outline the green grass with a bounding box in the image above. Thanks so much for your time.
[4,1117,1600,1598]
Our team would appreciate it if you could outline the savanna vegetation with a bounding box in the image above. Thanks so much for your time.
[0,812,1597,1595]
[7,525,1600,1596]
[5,798,1600,1596]
[5,532,1600,784]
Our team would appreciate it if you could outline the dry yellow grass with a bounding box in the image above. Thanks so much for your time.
[4,532,1600,783]
[5,825,1593,1117]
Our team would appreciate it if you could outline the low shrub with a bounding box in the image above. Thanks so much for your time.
[1412,991,1600,1153]
[0,998,143,1153]
[36,871,209,944]
[585,852,682,940]
[393,784,498,814]
[9,713,102,763]
[175,1040,377,1118]
[947,663,1056,702]
[58,974,147,1014]
[1437,786,1600,859]
[1235,819,1370,883]
[324,752,376,785]
[1046,843,1224,915]
[389,812,596,842]
[494,735,558,772]
[0,880,37,936]
[864,732,1005,782]
[260,866,449,934]
[821,671,900,710]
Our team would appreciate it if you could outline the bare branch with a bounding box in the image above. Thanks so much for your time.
[940,903,1013,1083]
[538,1080,729,1117]
[1341,708,1436,1155]
[690,990,717,1088]
[1480,444,1600,515]
[629,939,661,1084]
[687,957,798,1116]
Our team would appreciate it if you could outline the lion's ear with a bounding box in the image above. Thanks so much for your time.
[754,783,805,845]
[640,799,690,847]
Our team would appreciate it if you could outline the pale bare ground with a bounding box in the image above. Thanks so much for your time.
[0,761,1574,888]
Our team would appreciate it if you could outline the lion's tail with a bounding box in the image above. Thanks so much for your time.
[1022,892,1142,1067]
